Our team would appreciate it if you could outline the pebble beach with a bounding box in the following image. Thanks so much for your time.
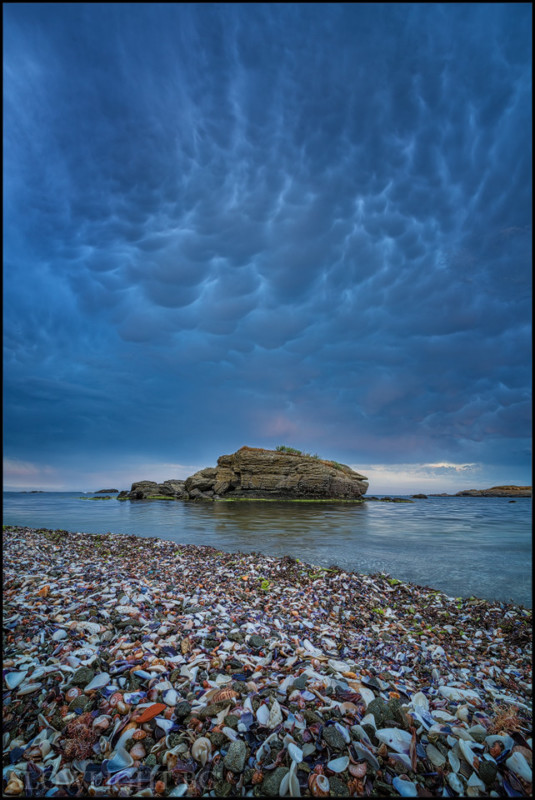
[2,525,532,797]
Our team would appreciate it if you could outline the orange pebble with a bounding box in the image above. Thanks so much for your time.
[389,691,400,699]
[37,585,50,597]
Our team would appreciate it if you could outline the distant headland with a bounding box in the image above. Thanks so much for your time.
[431,485,531,498]
[117,445,369,502]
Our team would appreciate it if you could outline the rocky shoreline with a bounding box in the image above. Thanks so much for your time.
[3,525,532,797]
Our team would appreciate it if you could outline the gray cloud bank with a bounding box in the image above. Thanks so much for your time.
[3,3,532,484]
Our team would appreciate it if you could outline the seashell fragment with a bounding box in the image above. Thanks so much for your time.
[392,776,419,797]
[288,742,303,763]
[268,698,283,728]
[84,673,110,692]
[191,737,212,766]
[426,743,446,767]
[309,773,330,796]
[4,775,24,795]
[4,672,28,690]
[256,703,270,726]
[106,745,134,773]
[375,727,412,755]
[51,768,76,785]
[506,751,532,782]
[327,755,349,772]
[17,683,42,695]
[52,629,67,641]
[133,703,167,722]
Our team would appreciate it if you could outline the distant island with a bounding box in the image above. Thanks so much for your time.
[94,488,118,493]
[431,485,531,498]
[117,445,369,502]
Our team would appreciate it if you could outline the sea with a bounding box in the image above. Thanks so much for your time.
[2,492,532,608]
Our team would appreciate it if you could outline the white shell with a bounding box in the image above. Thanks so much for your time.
[163,688,179,706]
[222,726,238,741]
[426,744,446,767]
[392,776,419,797]
[375,727,412,754]
[17,683,42,695]
[107,746,134,773]
[51,768,75,785]
[359,687,375,707]
[411,691,429,710]
[256,704,270,726]
[84,673,110,692]
[4,671,28,690]
[280,760,300,797]
[448,750,460,772]
[327,756,349,772]
[459,740,477,768]
[52,629,68,641]
[288,743,303,763]
[448,772,465,793]
[191,737,211,766]
[506,752,532,783]
[268,698,283,728]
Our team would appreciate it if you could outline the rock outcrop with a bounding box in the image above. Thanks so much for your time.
[117,479,187,501]
[120,447,368,501]
[455,485,531,497]
[95,489,118,494]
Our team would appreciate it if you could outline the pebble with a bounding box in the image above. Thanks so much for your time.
[2,524,532,797]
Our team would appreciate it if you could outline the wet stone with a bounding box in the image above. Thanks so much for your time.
[323,724,347,750]
[261,766,289,796]
[249,634,267,650]
[198,702,228,719]
[292,675,307,690]
[71,667,95,687]
[68,695,90,712]
[479,760,499,786]
[367,697,389,727]
[144,754,157,766]
[304,709,322,724]
[330,775,350,796]
[224,714,239,729]
[223,739,247,773]
[175,701,192,719]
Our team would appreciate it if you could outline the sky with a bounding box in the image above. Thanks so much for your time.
[3,3,532,493]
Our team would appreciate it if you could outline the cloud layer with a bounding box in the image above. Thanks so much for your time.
[3,4,532,490]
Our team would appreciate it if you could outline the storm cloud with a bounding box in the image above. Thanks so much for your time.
[3,3,531,490]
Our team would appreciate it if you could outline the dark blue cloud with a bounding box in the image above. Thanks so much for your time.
[3,3,531,489]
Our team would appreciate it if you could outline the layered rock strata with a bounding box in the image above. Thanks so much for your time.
[120,446,368,501]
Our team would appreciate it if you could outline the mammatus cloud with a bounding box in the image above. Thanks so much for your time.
[2,4,531,490]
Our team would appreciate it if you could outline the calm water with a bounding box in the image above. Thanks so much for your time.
[3,492,532,608]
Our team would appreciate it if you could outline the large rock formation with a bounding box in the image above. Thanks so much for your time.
[120,447,368,501]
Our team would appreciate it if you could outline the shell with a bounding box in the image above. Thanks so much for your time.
[4,671,28,690]
[133,703,167,722]
[65,687,82,702]
[375,727,412,755]
[130,742,146,759]
[106,745,134,773]
[213,688,239,703]
[256,704,270,726]
[392,776,419,797]
[84,673,110,692]
[308,773,330,796]
[506,751,532,782]
[288,742,303,763]
[191,736,212,766]
[4,775,24,795]
[51,768,76,786]
[327,756,349,772]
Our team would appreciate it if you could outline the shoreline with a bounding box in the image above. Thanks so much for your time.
[3,525,532,797]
